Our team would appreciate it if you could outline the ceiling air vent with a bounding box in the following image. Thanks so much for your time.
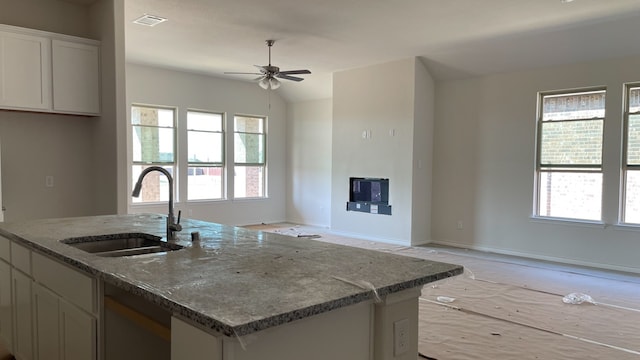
[133,14,167,27]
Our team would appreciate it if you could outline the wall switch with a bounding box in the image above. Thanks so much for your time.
[394,318,409,356]
[45,176,54,188]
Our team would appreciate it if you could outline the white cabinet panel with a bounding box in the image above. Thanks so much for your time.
[33,283,59,360]
[0,140,3,223]
[11,242,31,276]
[0,25,100,116]
[0,260,12,352]
[60,299,95,360]
[33,273,96,360]
[13,269,33,360]
[32,252,95,314]
[0,236,9,262]
[52,40,100,115]
[0,31,51,110]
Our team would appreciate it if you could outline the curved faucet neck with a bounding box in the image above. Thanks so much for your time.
[136,166,174,218]
[132,166,181,240]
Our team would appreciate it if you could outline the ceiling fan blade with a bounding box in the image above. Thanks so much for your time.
[276,74,304,82]
[224,72,263,75]
[278,69,311,75]
[254,65,269,73]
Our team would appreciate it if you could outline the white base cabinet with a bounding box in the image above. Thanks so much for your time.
[171,288,422,360]
[171,300,373,360]
[33,283,96,360]
[0,235,98,360]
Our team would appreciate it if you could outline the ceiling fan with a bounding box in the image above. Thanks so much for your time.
[225,40,311,90]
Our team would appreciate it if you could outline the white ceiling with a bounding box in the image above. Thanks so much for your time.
[124,0,640,102]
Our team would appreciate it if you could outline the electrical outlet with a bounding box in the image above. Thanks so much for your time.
[456,220,463,230]
[394,318,409,356]
[45,175,54,188]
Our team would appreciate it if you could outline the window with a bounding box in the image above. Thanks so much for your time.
[131,105,176,203]
[234,115,266,198]
[534,89,605,221]
[187,111,224,200]
[622,84,640,223]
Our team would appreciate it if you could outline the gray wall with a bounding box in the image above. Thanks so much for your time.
[0,0,123,221]
[125,63,288,226]
[432,54,640,273]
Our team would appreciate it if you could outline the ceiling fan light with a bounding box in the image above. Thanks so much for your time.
[258,78,269,89]
[269,77,281,89]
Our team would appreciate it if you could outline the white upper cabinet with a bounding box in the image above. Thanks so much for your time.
[0,24,100,116]
[52,39,100,115]
[0,30,51,110]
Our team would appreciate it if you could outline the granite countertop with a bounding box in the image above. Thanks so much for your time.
[0,214,463,337]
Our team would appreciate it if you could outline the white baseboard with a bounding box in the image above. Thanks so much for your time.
[432,240,640,275]
[328,229,410,247]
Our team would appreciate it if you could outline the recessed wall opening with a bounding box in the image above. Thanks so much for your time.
[346,177,391,215]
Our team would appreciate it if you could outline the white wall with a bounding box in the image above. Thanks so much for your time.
[410,60,435,245]
[331,58,432,245]
[432,55,640,273]
[90,0,127,216]
[286,99,332,227]
[126,63,287,226]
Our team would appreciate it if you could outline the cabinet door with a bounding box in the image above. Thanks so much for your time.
[0,260,12,352]
[33,283,60,360]
[51,39,100,115]
[59,299,95,360]
[13,270,33,360]
[0,31,51,110]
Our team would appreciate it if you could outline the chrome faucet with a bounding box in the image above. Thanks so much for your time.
[131,166,182,240]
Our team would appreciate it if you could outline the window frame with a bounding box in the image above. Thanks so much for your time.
[533,87,606,222]
[620,83,640,224]
[130,104,177,205]
[186,109,226,201]
[233,114,267,199]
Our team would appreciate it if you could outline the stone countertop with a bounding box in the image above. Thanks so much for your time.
[0,214,463,337]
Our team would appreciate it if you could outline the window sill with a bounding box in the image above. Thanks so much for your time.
[232,197,269,202]
[610,223,640,232]
[186,198,227,204]
[529,216,605,228]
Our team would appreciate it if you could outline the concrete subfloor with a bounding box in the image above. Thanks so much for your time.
[246,223,640,359]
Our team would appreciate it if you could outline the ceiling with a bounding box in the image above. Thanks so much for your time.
[124,0,640,102]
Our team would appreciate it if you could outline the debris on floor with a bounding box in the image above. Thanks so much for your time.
[562,292,596,305]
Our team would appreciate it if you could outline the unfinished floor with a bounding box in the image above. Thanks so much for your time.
[246,223,640,360]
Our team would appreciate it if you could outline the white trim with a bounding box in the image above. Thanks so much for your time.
[0,23,99,45]
[0,138,3,222]
[432,239,640,275]
[529,215,605,228]
[328,229,409,247]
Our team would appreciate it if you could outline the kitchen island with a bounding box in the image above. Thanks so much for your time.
[0,214,462,360]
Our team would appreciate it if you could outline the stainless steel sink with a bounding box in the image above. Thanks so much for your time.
[61,233,184,257]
